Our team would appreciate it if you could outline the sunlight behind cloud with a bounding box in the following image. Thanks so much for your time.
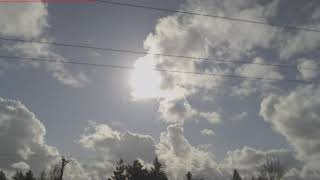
[130,56,173,100]
[130,56,161,99]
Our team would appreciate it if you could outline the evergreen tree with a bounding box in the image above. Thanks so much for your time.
[126,160,148,180]
[39,171,46,180]
[0,171,7,180]
[150,158,168,180]
[186,171,192,180]
[152,158,161,173]
[110,159,126,180]
[232,169,242,180]
[257,176,265,180]
[25,170,36,180]
[12,172,24,180]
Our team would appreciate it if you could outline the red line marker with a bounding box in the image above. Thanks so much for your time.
[0,0,95,3]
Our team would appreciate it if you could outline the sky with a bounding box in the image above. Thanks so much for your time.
[0,0,320,179]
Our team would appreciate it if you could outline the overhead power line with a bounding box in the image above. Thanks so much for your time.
[96,0,320,33]
[0,54,316,84]
[0,36,317,71]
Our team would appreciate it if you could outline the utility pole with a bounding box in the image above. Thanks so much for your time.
[59,156,69,180]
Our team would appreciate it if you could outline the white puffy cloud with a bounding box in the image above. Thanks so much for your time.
[145,0,277,62]
[156,124,225,180]
[3,94,313,180]
[270,2,320,60]
[134,0,320,105]
[0,4,89,87]
[3,1,320,180]
[78,123,158,179]
[231,112,248,121]
[0,97,59,174]
[136,0,293,125]
[0,3,47,38]
[235,57,283,80]
[231,57,284,97]
[79,123,156,163]
[260,85,320,179]
[199,111,221,124]
[11,162,30,171]
[221,146,301,178]
[3,40,90,88]
[297,58,319,81]
[158,98,221,125]
[79,123,228,180]
[0,97,92,180]
[200,129,215,136]
[279,30,320,59]
[47,61,90,88]
[143,0,279,93]
[63,159,92,180]
[81,160,114,180]
[159,98,197,124]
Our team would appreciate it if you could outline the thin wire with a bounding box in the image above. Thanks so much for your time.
[0,54,316,84]
[96,0,320,33]
[0,36,317,71]
[0,154,111,161]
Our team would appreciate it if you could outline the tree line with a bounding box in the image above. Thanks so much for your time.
[0,156,286,180]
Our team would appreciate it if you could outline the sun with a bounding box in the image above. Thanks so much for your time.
[129,56,169,100]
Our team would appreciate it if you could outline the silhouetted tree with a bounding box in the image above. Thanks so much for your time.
[257,176,266,180]
[49,164,61,180]
[109,159,127,180]
[0,171,7,180]
[150,158,168,180]
[12,172,24,180]
[11,170,37,180]
[152,158,161,173]
[108,158,169,180]
[110,158,171,180]
[186,171,192,180]
[258,156,286,180]
[185,171,205,180]
[110,159,126,180]
[232,169,242,180]
[24,170,36,180]
[39,171,46,180]
[126,160,148,180]
[38,163,61,180]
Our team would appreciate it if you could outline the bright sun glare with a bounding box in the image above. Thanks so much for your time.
[130,57,170,100]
